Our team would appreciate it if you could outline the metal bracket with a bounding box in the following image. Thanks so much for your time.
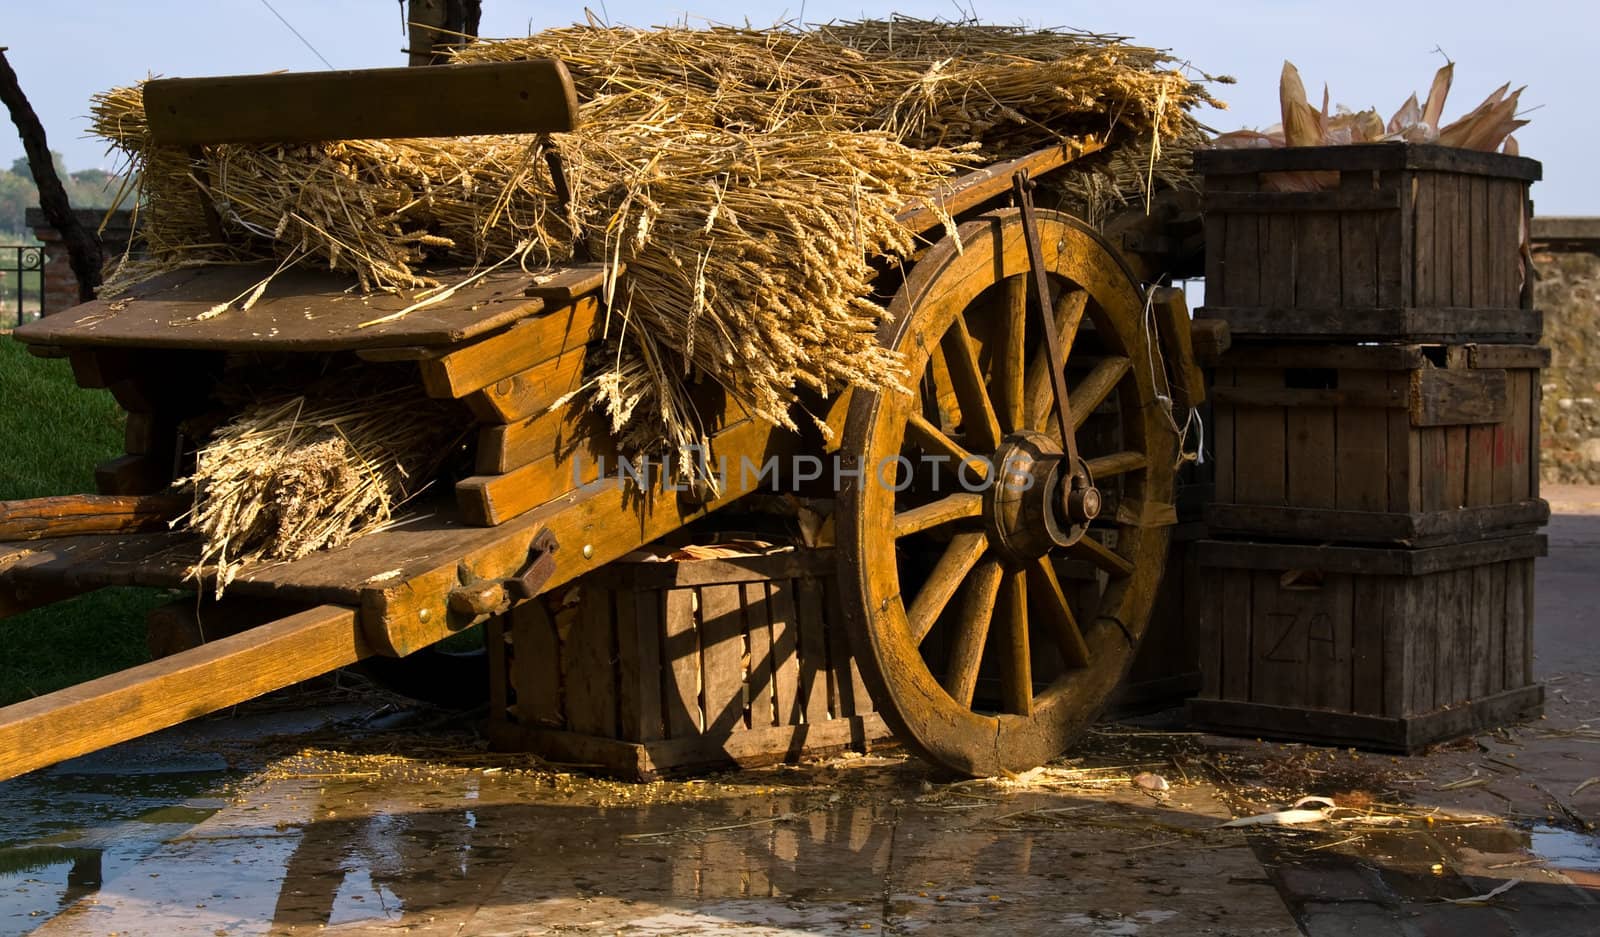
[446,528,559,621]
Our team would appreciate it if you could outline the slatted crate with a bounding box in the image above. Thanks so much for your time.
[1206,343,1548,546]
[486,548,890,779]
[1189,534,1545,752]
[1195,142,1541,343]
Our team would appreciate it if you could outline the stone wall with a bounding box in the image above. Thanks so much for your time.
[24,207,135,316]
[1533,218,1600,484]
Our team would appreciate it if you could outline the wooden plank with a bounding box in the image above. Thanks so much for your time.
[456,434,608,526]
[1334,372,1389,512]
[894,136,1106,236]
[743,582,775,729]
[12,264,547,352]
[1229,368,1285,506]
[825,576,871,718]
[1204,187,1401,214]
[1204,500,1550,546]
[1418,424,1446,514]
[1220,344,1426,371]
[0,493,187,541]
[524,264,620,303]
[1468,565,1492,700]
[421,297,601,400]
[1258,210,1296,310]
[509,601,563,729]
[1486,559,1507,695]
[1339,170,1379,308]
[1451,175,1473,307]
[1195,305,1541,343]
[0,605,366,783]
[461,344,591,423]
[1412,172,1439,308]
[1389,371,1420,513]
[1376,170,1409,307]
[1433,172,1458,313]
[1219,569,1251,702]
[1495,181,1525,308]
[1203,178,1229,303]
[662,588,702,737]
[1220,176,1260,307]
[1468,344,1549,369]
[1407,573,1437,716]
[698,583,747,735]
[1196,535,1546,578]
[564,589,617,737]
[1410,368,1508,426]
[1433,569,1463,708]
[1315,577,1354,713]
[1286,388,1337,510]
[477,406,606,475]
[767,577,802,726]
[1294,200,1343,308]
[145,60,578,145]
[1351,577,1384,714]
[1149,287,1205,410]
[1468,175,1490,308]
[1213,368,1235,503]
[612,589,654,742]
[1466,416,1496,508]
[629,588,666,741]
[1247,570,1293,707]
[1197,557,1221,698]
[1444,425,1468,511]
[1529,365,1543,498]
[1194,142,1542,181]
[1508,370,1532,500]
[796,578,832,723]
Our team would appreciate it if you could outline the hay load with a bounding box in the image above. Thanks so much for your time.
[88,18,1221,579]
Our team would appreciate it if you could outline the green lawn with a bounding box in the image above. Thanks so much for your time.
[0,336,167,705]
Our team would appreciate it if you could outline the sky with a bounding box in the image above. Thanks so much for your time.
[2,1,1593,213]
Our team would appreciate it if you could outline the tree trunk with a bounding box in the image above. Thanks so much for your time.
[0,49,102,305]
[408,0,482,66]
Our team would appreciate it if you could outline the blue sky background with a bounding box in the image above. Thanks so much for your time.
[2,1,1591,212]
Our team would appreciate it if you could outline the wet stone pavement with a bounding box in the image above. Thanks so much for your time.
[2,487,1598,936]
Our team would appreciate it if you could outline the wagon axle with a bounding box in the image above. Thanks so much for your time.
[985,431,1101,566]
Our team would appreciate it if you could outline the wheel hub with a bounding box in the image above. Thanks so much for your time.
[984,431,1099,564]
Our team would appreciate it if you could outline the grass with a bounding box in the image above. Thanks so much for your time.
[0,335,168,706]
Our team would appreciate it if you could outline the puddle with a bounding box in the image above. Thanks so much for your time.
[1528,824,1600,871]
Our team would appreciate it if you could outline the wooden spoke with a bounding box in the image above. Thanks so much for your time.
[940,316,1002,452]
[942,559,1004,707]
[1067,355,1132,431]
[1025,289,1089,432]
[1084,450,1147,478]
[1028,557,1090,668]
[893,493,984,539]
[998,570,1033,716]
[908,531,989,643]
[907,413,989,483]
[1000,276,1027,434]
[1068,534,1136,578]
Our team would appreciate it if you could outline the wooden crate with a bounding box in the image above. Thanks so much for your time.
[1206,343,1548,546]
[486,548,890,779]
[1195,142,1542,343]
[1112,520,1204,713]
[1190,534,1545,752]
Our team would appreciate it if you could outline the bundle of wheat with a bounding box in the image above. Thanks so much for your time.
[182,384,461,595]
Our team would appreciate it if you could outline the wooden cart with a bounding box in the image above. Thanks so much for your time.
[0,59,1203,780]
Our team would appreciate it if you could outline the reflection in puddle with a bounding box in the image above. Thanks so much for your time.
[1528,825,1600,871]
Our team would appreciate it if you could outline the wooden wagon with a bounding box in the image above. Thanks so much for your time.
[0,59,1203,780]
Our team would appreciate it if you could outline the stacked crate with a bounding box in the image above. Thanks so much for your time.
[486,547,891,779]
[1188,142,1548,752]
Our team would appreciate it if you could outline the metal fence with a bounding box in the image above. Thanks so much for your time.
[1,245,45,329]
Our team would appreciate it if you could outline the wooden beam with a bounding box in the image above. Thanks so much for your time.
[895,137,1106,236]
[144,60,578,145]
[0,605,367,783]
[0,493,187,541]
[420,296,601,400]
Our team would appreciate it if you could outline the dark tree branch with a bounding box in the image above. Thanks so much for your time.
[0,49,102,305]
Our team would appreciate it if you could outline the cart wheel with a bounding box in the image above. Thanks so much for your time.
[838,208,1177,777]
